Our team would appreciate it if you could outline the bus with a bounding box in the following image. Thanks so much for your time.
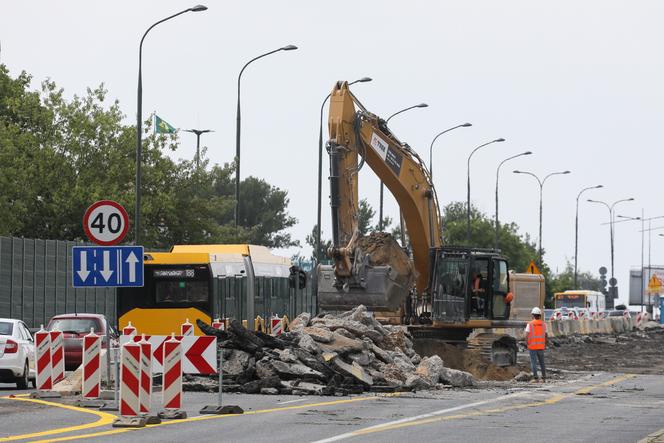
[553,290,606,314]
[116,244,297,336]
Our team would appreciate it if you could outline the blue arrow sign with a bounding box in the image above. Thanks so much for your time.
[72,246,144,287]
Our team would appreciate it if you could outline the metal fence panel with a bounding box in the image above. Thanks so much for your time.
[0,236,117,328]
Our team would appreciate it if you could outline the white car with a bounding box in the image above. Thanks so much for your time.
[0,318,36,389]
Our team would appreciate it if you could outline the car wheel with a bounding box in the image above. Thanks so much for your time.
[16,361,29,390]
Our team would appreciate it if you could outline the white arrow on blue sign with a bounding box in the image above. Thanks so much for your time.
[72,246,144,287]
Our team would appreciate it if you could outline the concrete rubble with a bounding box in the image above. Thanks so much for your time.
[190,305,476,395]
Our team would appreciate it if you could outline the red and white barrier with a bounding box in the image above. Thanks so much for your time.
[162,334,183,411]
[138,334,152,414]
[82,328,102,399]
[49,330,65,385]
[123,322,137,337]
[120,341,142,417]
[270,315,283,336]
[181,319,194,336]
[34,326,52,391]
[120,335,216,375]
[211,318,225,330]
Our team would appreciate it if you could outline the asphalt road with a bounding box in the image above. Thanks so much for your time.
[1,372,663,442]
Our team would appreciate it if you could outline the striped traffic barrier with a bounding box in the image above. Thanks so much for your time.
[49,329,65,385]
[34,326,52,391]
[181,319,194,336]
[270,315,283,336]
[159,334,186,419]
[138,334,152,415]
[112,341,146,428]
[82,328,102,399]
[212,318,225,330]
[123,322,137,337]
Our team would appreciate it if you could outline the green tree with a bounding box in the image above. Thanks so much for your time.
[548,261,602,294]
[0,66,297,249]
[358,199,375,236]
[305,225,332,263]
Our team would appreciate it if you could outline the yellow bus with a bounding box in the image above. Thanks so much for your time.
[554,290,606,313]
[116,244,295,336]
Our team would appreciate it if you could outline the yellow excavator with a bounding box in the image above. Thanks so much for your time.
[318,81,521,365]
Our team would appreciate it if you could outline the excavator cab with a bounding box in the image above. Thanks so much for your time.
[430,247,511,324]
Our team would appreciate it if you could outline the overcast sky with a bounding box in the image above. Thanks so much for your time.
[2,1,663,307]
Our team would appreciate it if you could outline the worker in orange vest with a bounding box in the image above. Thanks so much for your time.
[525,307,547,382]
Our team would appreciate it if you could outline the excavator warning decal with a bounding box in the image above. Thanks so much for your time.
[370,132,389,160]
[385,146,403,176]
[370,132,403,176]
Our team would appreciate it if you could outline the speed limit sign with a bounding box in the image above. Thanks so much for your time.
[83,200,130,246]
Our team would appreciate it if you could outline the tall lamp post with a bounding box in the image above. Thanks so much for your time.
[494,151,532,249]
[429,123,472,178]
[135,4,208,245]
[587,197,634,282]
[183,128,214,169]
[315,77,372,265]
[466,138,505,243]
[573,184,603,288]
[514,169,571,266]
[378,103,428,231]
[235,44,298,232]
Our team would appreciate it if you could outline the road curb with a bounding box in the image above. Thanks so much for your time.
[638,429,664,443]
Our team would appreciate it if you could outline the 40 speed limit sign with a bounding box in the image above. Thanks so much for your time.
[83,200,130,245]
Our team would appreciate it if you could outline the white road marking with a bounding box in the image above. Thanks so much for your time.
[276,398,308,405]
[311,391,532,443]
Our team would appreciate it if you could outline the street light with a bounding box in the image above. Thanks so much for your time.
[514,169,571,266]
[466,138,505,243]
[587,197,634,282]
[574,184,603,288]
[235,44,298,233]
[378,103,429,231]
[135,4,208,245]
[315,77,372,265]
[494,151,532,249]
[429,123,472,178]
[183,129,214,169]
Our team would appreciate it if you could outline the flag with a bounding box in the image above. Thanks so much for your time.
[155,115,177,134]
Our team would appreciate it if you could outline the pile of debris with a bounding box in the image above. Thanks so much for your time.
[191,305,475,395]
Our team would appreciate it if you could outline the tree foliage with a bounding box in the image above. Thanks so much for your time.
[0,65,297,249]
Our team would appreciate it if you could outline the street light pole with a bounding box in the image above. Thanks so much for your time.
[466,138,505,244]
[378,103,428,232]
[588,197,635,281]
[574,184,603,288]
[135,4,208,245]
[235,44,298,234]
[514,170,571,266]
[429,123,472,178]
[316,77,372,265]
[183,128,213,169]
[494,151,532,249]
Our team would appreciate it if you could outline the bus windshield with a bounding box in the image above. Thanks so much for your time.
[555,293,585,309]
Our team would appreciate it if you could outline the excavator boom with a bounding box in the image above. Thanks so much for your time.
[320,81,442,311]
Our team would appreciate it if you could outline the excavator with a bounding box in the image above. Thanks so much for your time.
[317,81,521,366]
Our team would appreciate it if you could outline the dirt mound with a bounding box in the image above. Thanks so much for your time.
[415,341,521,381]
[356,232,416,287]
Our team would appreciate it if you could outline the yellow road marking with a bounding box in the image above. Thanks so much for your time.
[314,373,637,441]
[0,396,117,442]
[4,393,399,443]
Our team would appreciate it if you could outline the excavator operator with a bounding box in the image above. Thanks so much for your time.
[471,262,488,316]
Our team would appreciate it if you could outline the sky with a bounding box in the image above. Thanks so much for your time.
[2,0,663,307]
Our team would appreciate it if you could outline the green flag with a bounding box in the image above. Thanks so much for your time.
[155,115,177,134]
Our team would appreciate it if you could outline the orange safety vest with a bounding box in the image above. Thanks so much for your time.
[527,319,546,350]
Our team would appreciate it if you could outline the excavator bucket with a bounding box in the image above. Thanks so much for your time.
[317,264,410,312]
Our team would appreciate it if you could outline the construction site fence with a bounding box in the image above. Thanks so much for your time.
[213,273,316,324]
[0,236,116,328]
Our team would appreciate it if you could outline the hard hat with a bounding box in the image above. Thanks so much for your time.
[531,307,542,315]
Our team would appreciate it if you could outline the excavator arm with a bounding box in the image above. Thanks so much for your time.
[326,81,442,298]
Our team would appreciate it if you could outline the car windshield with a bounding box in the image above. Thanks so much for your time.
[0,322,13,336]
[608,311,623,317]
[49,318,100,334]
